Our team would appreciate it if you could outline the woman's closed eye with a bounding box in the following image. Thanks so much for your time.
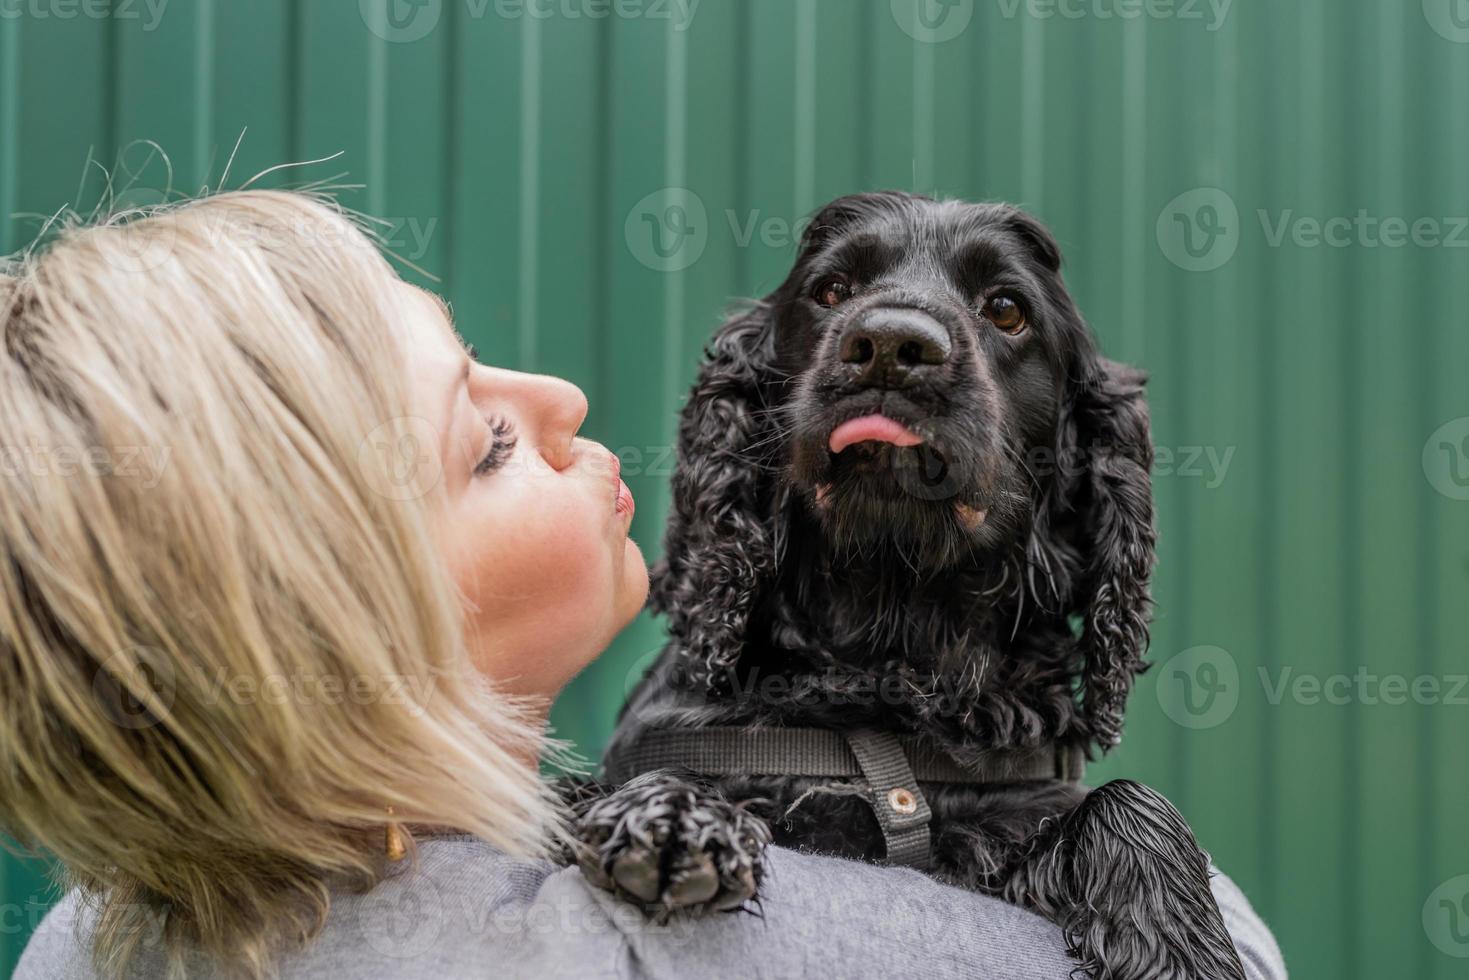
[475,415,518,476]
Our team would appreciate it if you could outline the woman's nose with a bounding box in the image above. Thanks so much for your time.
[516,373,588,471]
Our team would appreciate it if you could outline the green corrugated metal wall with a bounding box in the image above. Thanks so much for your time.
[2,1,1467,976]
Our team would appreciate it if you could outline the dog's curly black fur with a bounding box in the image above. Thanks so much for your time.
[574,192,1244,979]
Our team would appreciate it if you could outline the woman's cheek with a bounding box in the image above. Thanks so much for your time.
[481,488,612,611]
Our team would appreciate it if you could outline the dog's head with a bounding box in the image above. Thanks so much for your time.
[654,192,1155,749]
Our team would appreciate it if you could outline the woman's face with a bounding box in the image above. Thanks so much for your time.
[397,283,648,701]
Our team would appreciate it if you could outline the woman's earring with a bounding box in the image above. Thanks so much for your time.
[385,806,406,861]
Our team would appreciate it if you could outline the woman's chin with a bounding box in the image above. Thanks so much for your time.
[618,538,651,623]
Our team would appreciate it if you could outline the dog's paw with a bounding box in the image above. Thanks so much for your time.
[572,772,770,919]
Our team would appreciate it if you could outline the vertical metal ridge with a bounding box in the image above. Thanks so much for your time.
[285,0,302,163]
[594,19,613,416]
[733,0,751,287]
[1336,3,1363,973]
[517,12,541,370]
[1254,0,1281,923]
[661,21,688,424]
[793,0,816,218]
[857,5,873,188]
[193,0,215,185]
[1428,32,1469,980]
[1164,23,1191,816]
[104,0,119,169]
[910,14,933,195]
[1019,14,1043,207]
[366,26,387,218]
[0,14,19,253]
[1377,5,1417,976]
[1120,19,1146,364]
[439,0,459,297]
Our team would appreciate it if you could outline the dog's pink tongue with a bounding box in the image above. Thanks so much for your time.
[828,415,924,454]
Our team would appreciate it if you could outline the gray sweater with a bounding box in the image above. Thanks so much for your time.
[18,839,1285,979]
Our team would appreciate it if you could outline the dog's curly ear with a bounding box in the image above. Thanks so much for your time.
[1061,357,1157,750]
[651,305,780,692]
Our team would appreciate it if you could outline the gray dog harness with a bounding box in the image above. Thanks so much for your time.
[605,727,1085,871]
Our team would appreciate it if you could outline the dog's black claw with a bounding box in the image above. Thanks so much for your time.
[573,772,771,918]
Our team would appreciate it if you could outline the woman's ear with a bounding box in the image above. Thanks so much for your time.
[1059,356,1157,750]
[651,303,780,692]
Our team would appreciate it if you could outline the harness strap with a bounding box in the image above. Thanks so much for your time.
[843,730,934,870]
[603,726,1084,871]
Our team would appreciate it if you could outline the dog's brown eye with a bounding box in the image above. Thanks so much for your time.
[815,277,853,308]
[983,293,1026,333]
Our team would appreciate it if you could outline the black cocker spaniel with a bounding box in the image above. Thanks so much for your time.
[568,192,1246,980]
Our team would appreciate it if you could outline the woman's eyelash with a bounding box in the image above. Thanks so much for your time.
[474,415,517,476]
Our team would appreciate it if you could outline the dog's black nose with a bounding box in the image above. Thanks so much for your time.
[838,308,950,388]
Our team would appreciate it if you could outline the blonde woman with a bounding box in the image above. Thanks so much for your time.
[3,192,1281,979]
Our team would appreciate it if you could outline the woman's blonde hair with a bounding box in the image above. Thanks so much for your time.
[0,190,563,977]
